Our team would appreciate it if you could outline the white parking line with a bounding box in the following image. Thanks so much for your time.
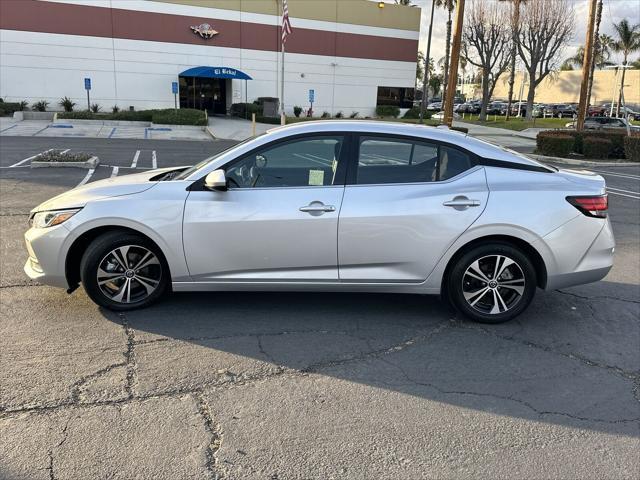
[131,150,140,168]
[152,150,157,169]
[8,148,54,168]
[60,149,70,154]
[608,191,640,200]
[76,168,95,187]
[111,166,119,177]
[591,170,640,180]
[607,186,640,195]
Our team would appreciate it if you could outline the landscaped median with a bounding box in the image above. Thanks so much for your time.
[30,149,99,169]
[536,129,640,162]
[57,108,207,126]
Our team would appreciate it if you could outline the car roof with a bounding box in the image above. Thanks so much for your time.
[265,120,545,167]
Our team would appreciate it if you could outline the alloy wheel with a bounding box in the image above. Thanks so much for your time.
[461,255,525,315]
[96,245,162,304]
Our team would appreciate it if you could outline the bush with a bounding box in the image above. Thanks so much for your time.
[350,111,359,119]
[255,115,281,125]
[151,108,207,126]
[57,110,98,120]
[90,103,101,113]
[335,111,343,119]
[321,111,331,119]
[375,105,400,118]
[32,100,49,112]
[110,110,154,121]
[595,129,626,158]
[582,137,613,159]
[536,131,574,157]
[624,134,640,162]
[402,106,431,119]
[112,105,120,113]
[59,96,75,112]
[230,102,262,118]
[0,101,27,116]
[293,106,303,118]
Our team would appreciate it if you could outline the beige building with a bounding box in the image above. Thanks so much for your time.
[462,69,640,106]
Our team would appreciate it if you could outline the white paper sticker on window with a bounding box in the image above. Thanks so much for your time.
[308,169,325,186]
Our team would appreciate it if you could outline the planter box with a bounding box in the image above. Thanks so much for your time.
[31,156,99,169]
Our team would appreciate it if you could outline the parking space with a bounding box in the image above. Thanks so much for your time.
[0,135,638,479]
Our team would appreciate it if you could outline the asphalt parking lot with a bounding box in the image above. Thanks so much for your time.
[0,135,638,479]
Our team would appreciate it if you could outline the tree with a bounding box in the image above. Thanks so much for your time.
[462,0,511,120]
[560,44,612,71]
[517,0,574,120]
[395,0,413,4]
[498,0,528,120]
[612,19,640,116]
[631,57,640,69]
[436,0,456,109]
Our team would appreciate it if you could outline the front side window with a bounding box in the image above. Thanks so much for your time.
[225,135,344,188]
[355,136,471,185]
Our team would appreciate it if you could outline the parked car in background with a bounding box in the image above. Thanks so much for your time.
[544,104,576,118]
[566,116,640,132]
[23,121,614,323]
[486,101,508,115]
[458,101,481,115]
[427,101,442,111]
[510,102,544,118]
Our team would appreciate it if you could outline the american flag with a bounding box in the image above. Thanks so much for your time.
[281,0,292,44]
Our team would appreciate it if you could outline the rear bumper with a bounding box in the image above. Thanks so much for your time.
[544,216,615,290]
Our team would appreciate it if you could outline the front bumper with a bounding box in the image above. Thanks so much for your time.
[23,224,71,288]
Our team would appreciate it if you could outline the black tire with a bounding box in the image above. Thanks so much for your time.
[447,242,537,324]
[80,231,169,311]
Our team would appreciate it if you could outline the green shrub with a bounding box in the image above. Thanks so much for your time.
[335,111,343,118]
[110,110,154,121]
[350,111,359,119]
[595,129,626,158]
[230,102,262,118]
[624,134,640,162]
[255,115,281,125]
[112,105,120,113]
[293,106,303,118]
[57,110,98,120]
[376,105,400,118]
[582,137,613,159]
[90,103,101,113]
[59,96,75,112]
[536,131,574,157]
[32,100,49,112]
[151,108,207,126]
[0,101,26,116]
[402,106,431,119]
[321,111,331,119]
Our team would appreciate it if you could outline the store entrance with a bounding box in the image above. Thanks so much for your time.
[179,76,227,114]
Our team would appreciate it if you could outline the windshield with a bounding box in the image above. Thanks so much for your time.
[173,134,264,181]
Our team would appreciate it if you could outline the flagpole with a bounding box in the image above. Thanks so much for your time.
[280,0,286,125]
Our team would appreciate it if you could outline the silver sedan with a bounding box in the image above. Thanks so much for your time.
[24,121,614,323]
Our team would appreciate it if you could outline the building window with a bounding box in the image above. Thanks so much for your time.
[376,87,415,108]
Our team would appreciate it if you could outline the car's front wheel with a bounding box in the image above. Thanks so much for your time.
[80,231,169,310]
[447,243,537,324]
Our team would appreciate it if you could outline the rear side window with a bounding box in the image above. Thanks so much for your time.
[355,136,472,184]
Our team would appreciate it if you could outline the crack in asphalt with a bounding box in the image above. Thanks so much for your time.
[70,362,126,403]
[453,321,640,382]
[556,289,640,305]
[195,392,225,480]
[120,313,138,399]
[0,282,42,289]
[379,356,640,425]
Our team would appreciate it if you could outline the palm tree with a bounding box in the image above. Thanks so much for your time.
[561,44,612,71]
[597,34,615,69]
[395,0,413,4]
[612,19,640,116]
[437,0,456,109]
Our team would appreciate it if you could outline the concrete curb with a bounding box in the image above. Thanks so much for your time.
[53,118,150,127]
[31,156,99,169]
[205,126,216,139]
[526,153,638,167]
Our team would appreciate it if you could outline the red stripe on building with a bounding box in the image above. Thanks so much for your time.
[0,0,418,62]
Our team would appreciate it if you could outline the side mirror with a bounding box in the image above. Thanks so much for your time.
[204,169,227,191]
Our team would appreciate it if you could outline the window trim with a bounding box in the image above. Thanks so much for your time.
[189,131,352,191]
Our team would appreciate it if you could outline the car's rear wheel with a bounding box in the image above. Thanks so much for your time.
[447,243,537,324]
[80,231,169,310]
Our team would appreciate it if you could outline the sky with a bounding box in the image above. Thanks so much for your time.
[390,0,640,74]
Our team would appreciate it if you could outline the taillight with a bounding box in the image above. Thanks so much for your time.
[566,195,608,218]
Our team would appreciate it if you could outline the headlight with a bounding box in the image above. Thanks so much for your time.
[30,209,81,228]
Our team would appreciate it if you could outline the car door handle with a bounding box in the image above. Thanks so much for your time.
[299,202,336,215]
[443,197,480,208]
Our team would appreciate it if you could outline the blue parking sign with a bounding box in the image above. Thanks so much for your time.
[308,89,315,103]
[172,81,178,94]
[84,78,91,90]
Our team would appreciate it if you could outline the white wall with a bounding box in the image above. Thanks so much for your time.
[0,29,416,116]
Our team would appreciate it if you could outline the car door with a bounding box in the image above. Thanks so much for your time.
[183,134,348,282]
[338,134,488,282]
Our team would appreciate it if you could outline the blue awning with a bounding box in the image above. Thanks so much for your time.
[179,66,252,80]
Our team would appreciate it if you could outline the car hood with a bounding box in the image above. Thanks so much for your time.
[32,167,185,213]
